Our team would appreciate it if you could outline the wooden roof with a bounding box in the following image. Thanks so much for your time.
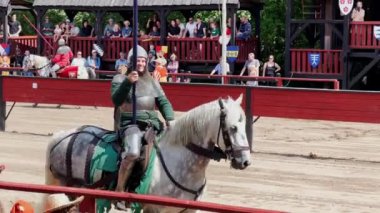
[0,0,33,9]
[0,0,9,7]
[33,0,241,8]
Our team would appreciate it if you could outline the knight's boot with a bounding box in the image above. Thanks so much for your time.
[114,157,135,210]
[115,157,135,193]
[50,64,60,78]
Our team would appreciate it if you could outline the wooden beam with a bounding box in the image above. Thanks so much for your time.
[285,0,292,77]
[349,55,380,88]
[290,23,310,42]
[342,15,350,89]
[0,77,5,131]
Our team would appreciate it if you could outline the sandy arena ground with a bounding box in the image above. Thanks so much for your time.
[0,103,379,213]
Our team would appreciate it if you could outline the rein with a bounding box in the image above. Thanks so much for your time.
[153,140,206,200]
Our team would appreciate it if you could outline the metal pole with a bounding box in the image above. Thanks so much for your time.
[0,77,5,131]
[221,0,227,83]
[132,0,138,124]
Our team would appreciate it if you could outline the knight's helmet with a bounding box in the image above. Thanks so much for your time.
[127,45,148,68]
[58,38,66,46]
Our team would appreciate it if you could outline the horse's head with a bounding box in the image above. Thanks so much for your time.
[214,94,251,170]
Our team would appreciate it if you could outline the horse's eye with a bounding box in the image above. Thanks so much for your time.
[230,125,238,133]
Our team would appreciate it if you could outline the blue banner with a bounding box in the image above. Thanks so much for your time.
[227,46,239,63]
[308,53,320,69]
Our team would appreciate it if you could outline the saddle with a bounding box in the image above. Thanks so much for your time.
[57,66,79,78]
[88,124,155,192]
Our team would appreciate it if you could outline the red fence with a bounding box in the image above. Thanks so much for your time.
[8,36,38,54]
[350,21,380,49]
[290,49,343,75]
[0,181,283,213]
[1,77,379,124]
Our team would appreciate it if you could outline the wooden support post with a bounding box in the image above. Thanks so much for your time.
[159,9,170,45]
[0,77,5,131]
[95,10,105,45]
[245,87,253,152]
[342,15,350,89]
[3,10,8,43]
[285,0,292,77]
[35,8,46,55]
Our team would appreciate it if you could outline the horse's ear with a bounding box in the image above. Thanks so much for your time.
[235,93,243,105]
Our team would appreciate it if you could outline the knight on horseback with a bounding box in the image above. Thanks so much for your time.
[111,45,175,196]
[50,38,73,77]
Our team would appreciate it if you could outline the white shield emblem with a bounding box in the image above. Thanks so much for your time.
[338,0,354,16]
[374,26,380,40]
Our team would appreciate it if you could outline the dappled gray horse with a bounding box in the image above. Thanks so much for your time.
[45,95,251,212]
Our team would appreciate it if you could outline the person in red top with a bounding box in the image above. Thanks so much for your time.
[50,38,73,77]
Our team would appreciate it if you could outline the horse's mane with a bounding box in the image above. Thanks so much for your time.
[164,99,226,146]
[29,54,49,68]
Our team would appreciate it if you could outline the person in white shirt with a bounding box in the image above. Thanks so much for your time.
[176,19,185,38]
[184,17,196,38]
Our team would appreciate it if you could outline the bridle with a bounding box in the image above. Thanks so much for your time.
[186,99,250,161]
[153,99,250,202]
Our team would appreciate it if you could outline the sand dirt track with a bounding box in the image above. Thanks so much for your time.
[0,103,379,212]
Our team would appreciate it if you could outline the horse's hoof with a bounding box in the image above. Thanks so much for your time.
[114,201,129,211]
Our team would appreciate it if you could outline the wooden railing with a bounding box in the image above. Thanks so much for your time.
[290,49,343,75]
[102,37,160,62]
[7,36,38,54]
[350,21,380,49]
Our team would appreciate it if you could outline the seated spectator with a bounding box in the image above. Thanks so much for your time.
[111,23,122,38]
[139,30,149,39]
[44,193,84,213]
[103,18,114,36]
[121,20,132,38]
[236,16,252,40]
[168,20,180,38]
[53,24,63,42]
[176,19,185,38]
[80,20,93,37]
[115,51,128,74]
[0,52,11,75]
[86,50,101,73]
[70,24,80,36]
[149,26,160,37]
[156,50,167,66]
[10,199,34,213]
[184,17,196,38]
[148,44,156,57]
[104,29,112,39]
[21,50,34,77]
[147,51,156,72]
[195,17,207,38]
[210,22,220,39]
[11,47,24,67]
[146,14,160,34]
[167,53,180,82]
[153,57,168,82]
[42,16,54,36]
[71,51,87,66]
[8,14,22,37]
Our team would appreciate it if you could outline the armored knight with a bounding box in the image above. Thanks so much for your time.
[50,38,73,77]
[111,45,174,194]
